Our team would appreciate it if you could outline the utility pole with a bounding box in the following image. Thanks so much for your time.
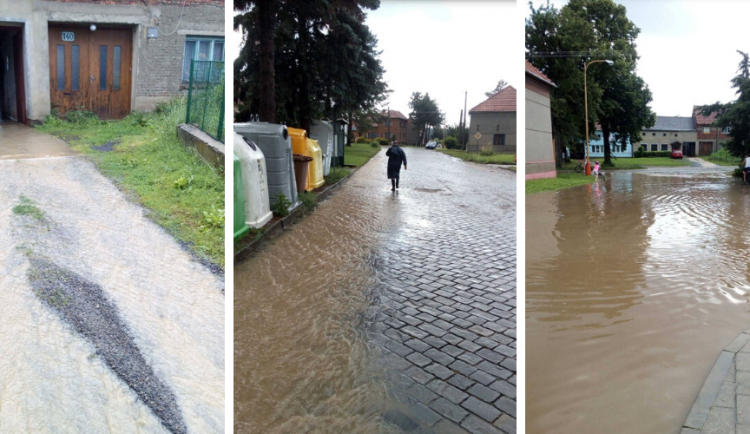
[387,106,391,142]
[463,91,468,148]
[459,110,464,147]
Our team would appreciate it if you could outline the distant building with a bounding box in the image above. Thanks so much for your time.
[587,126,635,158]
[525,61,556,179]
[357,110,409,142]
[467,85,516,153]
[0,0,225,123]
[631,116,697,156]
[693,107,731,156]
[405,118,420,145]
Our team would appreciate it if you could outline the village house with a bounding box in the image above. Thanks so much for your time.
[0,0,224,124]
[587,125,634,159]
[630,116,697,156]
[693,106,731,156]
[467,85,516,154]
[525,60,556,179]
[355,109,409,142]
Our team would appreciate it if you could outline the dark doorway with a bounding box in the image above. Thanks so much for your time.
[0,24,27,125]
[683,142,696,157]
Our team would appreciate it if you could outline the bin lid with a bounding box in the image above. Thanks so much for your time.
[293,154,313,162]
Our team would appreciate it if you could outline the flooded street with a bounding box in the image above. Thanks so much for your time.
[235,148,516,433]
[527,167,750,434]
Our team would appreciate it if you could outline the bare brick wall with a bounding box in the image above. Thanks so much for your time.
[135,3,224,98]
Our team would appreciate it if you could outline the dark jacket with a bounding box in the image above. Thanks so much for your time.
[386,145,407,179]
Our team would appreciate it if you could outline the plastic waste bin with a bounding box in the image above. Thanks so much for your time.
[234,133,273,228]
[233,153,249,242]
[234,122,300,211]
[310,120,333,176]
[293,154,313,195]
[288,127,325,191]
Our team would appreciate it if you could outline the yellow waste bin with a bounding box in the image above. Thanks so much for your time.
[288,127,325,191]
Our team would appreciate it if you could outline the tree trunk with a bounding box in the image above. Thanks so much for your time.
[257,0,276,123]
[602,125,612,166]
[297,17,311,135]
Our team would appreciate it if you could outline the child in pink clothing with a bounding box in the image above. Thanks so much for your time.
[593,161,601,176]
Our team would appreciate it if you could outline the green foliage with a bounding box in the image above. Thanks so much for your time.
[65,108,100,125]
[485,80,509,98]
[370,141,379,148]
[439,149,516,165]
[234,0,388,124]
[409,93,445,140]
[324,167,350,184]
[378,138,388,146]
[126,111,153,128]
[299,191,318,210]
[345,142,381,167]
[733,168,744,178]
[444,136,458,149]
[356,136,370,144]
[272,193,292,217]
[526,173,595,194]
[639,151,672,158]
[526,0,655,162]
[12,196,45,221]
[201,205,225,230]
[709,148,742,166]
[479,149,495,157]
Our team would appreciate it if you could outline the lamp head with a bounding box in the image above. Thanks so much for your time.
[605,59,614,66]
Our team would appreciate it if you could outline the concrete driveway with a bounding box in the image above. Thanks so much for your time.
[0,124,224,433]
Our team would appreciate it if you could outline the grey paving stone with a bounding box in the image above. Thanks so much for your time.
[468,383,501,403]
[459,352,485,366]
[383,409,419,432]
[385,339,414,357]
[715,381,737,408]
[461,414,505,434]
[406,403,443,427]
[462,397,501,423]
[477,349,504,364]
[494,397,516,418]
[470,369,496,386]
[493,415,516,434]
[451,360,479,377]
[477,361,512,379]
[432,419,471,434]
[425,348,456,366]
[428,379,469,404]
[407,384,439,405]
[701,406,735,434]
[426,363,454,380]
[443,345,465,358]
[459,340,483,353]
[448,374,476,391]
[407,351,433,368]
[405,365,436,385]
[405,338,432,353]
[430,398,470,424]
[489,380,516,399]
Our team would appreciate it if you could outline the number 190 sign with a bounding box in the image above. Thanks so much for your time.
[62,31,75,42]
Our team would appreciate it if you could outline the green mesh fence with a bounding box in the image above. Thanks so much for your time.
[186,60,225,142]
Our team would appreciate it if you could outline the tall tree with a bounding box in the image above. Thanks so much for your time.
[526,0,655,166]
[235,0,388,131]
[408,93,445,146]
[699,51,750,159]
[485,80,509,98]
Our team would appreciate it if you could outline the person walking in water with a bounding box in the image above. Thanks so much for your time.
[386,141,407,191]
[742,154,750,183]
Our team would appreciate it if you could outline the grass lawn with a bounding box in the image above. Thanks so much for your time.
[438,149,516,165]
[708,157,742,167]
[562,157,690,171]
[526,172,595,194]
[36,98,225,268]
[345,142,381,167]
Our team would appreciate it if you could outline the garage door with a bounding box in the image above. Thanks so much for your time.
[48,26,132,119]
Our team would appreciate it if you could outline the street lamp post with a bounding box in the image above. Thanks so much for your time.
[584,59,614,176]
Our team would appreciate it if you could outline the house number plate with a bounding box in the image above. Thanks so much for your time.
[62,32,75,42]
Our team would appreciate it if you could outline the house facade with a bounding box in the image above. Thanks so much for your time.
[525,61,556,179]
[357,110,409,142]
[693,106,731,156]
[631,116,697,156]
[587,128,634,158]
[467,85,516,153]
[0,0,224,123]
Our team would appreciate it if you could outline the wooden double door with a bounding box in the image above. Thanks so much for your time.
[49,25,132,119]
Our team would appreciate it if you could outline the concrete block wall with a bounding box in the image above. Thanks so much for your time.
[467,111,517,153]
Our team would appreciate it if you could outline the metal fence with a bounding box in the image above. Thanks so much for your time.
[186,60,225,142]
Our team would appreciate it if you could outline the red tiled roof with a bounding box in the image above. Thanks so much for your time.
[469,86,516,113]
[693,106,718,125]
[381,110,408,120]
[525,60,556,87]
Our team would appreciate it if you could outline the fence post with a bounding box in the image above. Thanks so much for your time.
[201,61,213,132]
[186,59,195,124]
[217,73,225,141]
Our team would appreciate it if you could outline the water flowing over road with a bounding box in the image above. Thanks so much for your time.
[527,167,750,434]
[235,147,516,433]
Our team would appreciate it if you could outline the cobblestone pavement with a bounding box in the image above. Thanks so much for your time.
[0,152,224,432]
[368,148,516,434]
[683,330,750,434]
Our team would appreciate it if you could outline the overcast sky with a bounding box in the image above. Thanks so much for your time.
[528,0,750,117]
[231,1,520,126]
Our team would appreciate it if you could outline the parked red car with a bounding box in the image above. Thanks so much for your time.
[671,150,683,159]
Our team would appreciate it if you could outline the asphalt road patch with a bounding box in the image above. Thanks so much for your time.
[27,257,187,434]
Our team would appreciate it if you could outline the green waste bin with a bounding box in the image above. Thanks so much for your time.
[234,153,250,241]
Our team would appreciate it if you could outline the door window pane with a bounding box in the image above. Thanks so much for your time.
[113,46,121,90]
[182,40,196,82]
[72,45,79,91]
[56,44,65,91]
[99,45,107,90]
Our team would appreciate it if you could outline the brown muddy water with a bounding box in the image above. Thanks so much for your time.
[234,151,403,434]
[527,169,750,434]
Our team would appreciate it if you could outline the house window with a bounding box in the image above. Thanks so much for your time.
[651,144,657,151]
[703,127,711,134]
[663,133,667,136]
[385,132,391,138]
[661,144,668,151]
[182,37,225,82]
[675,134,678,137]
[386,120,392,126]
[652,133,656,136]
[493,134,505,146]
[477,124,480,131]
[723,126,731,134]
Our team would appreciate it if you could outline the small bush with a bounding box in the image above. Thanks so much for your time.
[444,136,458,149]
[65,109,99,125]
[370,141,379,148]
[200,205,224,230]
[126,111,153,127]
[356,136,370,144]
[379,138,389,146]
[272,193,292,217]
[640,151,671,158]
[299,191,318,210]
[733,168,744,178]
[479,149,494,157]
